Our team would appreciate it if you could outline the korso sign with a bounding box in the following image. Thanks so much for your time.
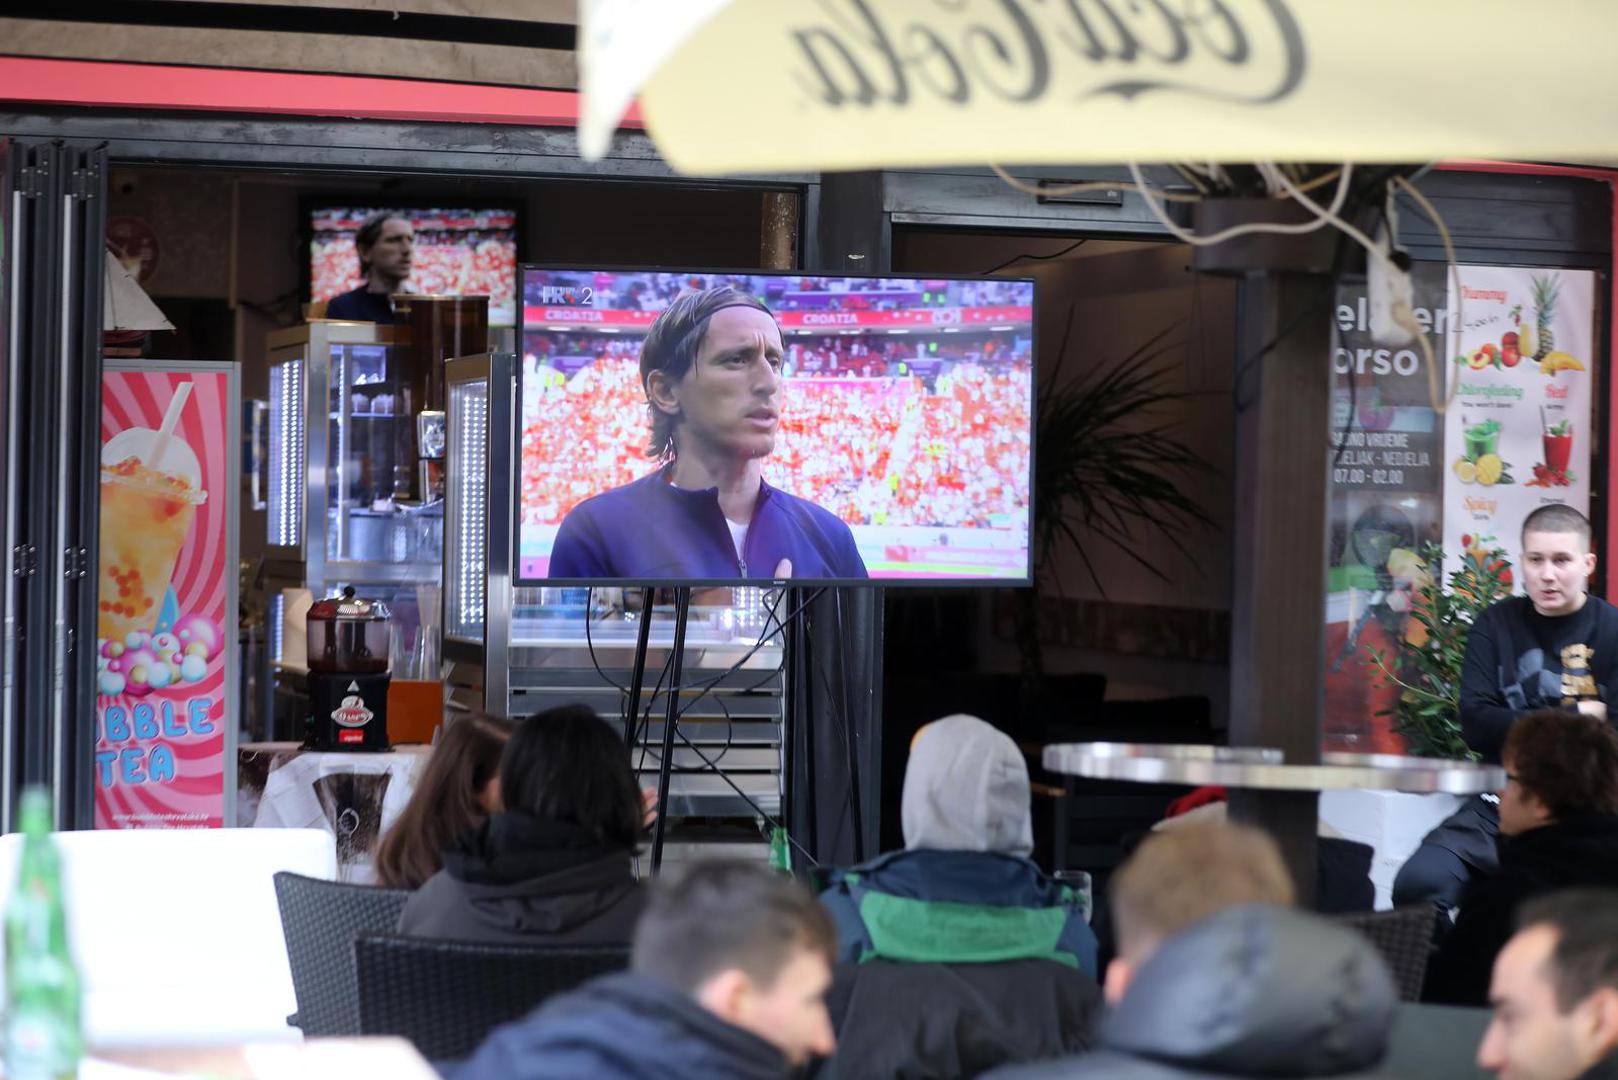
[580,0,1618,172]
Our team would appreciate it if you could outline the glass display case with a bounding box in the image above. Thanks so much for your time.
[264,321,443,587]
[261,322,444,738]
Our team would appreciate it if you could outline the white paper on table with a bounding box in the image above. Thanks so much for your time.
[81,1061,184,1080]
[577,0,734,161]
[245,1038,440,1080]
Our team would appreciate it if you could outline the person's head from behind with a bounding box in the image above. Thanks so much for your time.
[354,210,414,289]
[1479,890,1618,1080]
[639,286,783,465]
[902,713,1031,856]
[632,860,836,1066]
[1106,822,1295,1004]
[1521,504,1595,617]
[1498,710,1618,837]
[499,704,642,851]
[374,713,513,889]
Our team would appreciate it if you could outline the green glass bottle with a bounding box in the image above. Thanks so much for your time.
[768,825,791,875]
[5,788,81,1080]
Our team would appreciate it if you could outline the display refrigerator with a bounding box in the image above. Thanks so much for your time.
[442,353,788,825]
[260,321,443,739]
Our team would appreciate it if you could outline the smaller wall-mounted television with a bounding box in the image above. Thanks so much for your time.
[308,204,520,326]
[517,267,1035,586]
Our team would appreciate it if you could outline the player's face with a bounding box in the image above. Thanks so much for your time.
[668,306,784,463]
[365,218,414,283]
[1521,529,1595,617]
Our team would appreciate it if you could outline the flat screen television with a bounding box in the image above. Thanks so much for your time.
[517,267,1035,586]
[308,204,520,326]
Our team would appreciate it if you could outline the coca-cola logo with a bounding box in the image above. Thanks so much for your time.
[789,0,1306,110]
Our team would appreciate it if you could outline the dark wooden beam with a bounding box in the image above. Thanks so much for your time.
[1226,270,1334,906]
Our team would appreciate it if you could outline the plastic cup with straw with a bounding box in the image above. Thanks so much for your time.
[96,382,208,644]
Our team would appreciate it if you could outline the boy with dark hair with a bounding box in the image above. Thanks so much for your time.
[1396,505,1618,910]
[455,860,837,1079]
[1478,889,1618,1080]
[1426,711,1618,1006]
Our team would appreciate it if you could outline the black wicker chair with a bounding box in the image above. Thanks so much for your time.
[1334,905,1442,1002]
[352,934,631,1063]
[273,871,412,1036]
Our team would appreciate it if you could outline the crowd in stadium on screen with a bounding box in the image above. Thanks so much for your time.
[523,332,1027,380]
[524,272,1029,315]
[519,344,1032,533]
[313,231,516,306]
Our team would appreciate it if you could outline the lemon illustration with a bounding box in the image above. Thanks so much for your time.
[1476,453,1503,485]
[1454,459,1478,483]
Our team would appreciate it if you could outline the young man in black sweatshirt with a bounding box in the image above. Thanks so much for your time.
[1394,504,1618,910]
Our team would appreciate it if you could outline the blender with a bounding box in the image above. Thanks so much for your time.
[304,586,392,751]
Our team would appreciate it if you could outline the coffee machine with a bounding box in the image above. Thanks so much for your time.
[304,586,392,751]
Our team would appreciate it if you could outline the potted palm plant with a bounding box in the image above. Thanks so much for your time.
[1013,313,1214,677]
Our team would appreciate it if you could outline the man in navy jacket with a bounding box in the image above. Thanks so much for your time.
[549,286,867,581]
[455,860,837,1079]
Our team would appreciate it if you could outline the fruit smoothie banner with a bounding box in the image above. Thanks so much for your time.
[1443,266,1595,591]
[95,363,240,829]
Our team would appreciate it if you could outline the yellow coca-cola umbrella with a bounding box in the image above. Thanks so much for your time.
[578,0,1618,174]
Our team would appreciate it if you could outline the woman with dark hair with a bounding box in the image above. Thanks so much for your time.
[374,713,513,890]
[397,704,646,945]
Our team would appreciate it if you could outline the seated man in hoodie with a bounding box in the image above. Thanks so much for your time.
[986,822,1400,1080]
[455,859,838,1080]
[812,714,1100,1078]
[1426,710,1618,1006]
[398,703,645,945]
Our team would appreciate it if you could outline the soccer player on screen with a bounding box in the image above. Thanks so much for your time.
[548,286,868,580]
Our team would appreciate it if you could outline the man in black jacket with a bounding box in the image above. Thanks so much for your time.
[1396,504,1618,910]
[981,823,1404,1080]
[984,904,1399,1079]
[455,860,836,1080]
[1426,711,1618,1006]
[1479,890,1618,1080]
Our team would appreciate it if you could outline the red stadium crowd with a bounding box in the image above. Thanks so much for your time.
[519,354,1032,533]
[313,232,516,309]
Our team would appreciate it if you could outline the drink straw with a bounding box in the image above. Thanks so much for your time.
[147,381,194,470]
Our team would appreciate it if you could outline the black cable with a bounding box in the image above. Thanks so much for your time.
[672,587,824,708]
[981,238,1088,277]
[633,588,793,812]
[633,650,674,780]
[583,587,629,695]
[665,720,821,869]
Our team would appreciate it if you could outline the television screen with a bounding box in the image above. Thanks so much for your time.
[517,268,1034,585]
[309,206,519,326]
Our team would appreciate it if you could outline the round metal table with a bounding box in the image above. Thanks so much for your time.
[1043,742,1505,794]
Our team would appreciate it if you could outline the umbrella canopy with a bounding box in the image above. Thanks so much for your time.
[581,0,1618,174]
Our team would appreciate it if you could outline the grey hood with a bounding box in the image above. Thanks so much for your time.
[902,714,1033,856]
[1102,904,1397,1077]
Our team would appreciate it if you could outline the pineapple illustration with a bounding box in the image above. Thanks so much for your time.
[1531,273,1559,361]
